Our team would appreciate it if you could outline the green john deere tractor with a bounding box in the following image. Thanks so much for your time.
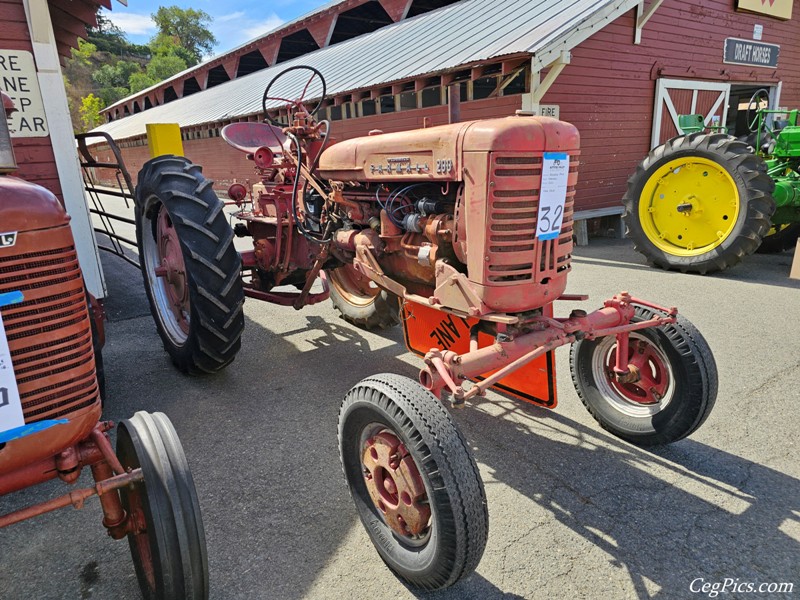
[624,88,800,274]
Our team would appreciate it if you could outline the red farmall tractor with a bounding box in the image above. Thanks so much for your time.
[135,67,718,590]
[0,93,208,599]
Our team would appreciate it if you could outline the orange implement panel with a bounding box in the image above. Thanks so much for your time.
[401,301,556,408]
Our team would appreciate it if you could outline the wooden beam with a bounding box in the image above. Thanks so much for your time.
[634,0,665,44]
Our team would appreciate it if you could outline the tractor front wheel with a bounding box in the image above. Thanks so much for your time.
[570,306,718,446]
[135,156,244,374]
[328,264,400,329]
[623,133,775,273]
[339,374,488,590]
[117,412,208,600]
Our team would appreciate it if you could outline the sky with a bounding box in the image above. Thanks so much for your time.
[103,0,326,57]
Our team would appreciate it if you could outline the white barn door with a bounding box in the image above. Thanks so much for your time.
[651,79,731,148]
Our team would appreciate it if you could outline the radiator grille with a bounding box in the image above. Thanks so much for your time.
[0,235,99,424]
[486,154,575,284]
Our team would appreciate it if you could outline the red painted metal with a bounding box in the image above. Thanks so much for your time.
[154,207,190,335]
[419,293,677,403]
[0,468,144,529]
[362,430,430,538]
[605,335,670,405]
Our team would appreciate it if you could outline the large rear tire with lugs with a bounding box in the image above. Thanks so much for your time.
[339,374,488,590]
[135,155,244,374]
[623,133,775,274]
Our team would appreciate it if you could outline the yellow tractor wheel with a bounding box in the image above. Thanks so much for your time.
[623,133,775,274]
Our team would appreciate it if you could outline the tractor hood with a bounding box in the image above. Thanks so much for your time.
[317,115,580,181]
[0,176,69,234]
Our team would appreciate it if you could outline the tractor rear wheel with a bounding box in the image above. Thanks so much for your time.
[328,264,400,329]
[117,412,208,600]
[135,156,244,374]
[570,305,718,446]
[623,133,775,274]
[339,374,488,590]
[756,223,800,253]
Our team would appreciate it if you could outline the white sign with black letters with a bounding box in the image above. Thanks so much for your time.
[0,49,49,138]
[537,152,569,240]
[0,311,24,435]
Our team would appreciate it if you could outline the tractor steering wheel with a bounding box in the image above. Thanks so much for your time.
[746,88,771,133]
[262,65,327,127]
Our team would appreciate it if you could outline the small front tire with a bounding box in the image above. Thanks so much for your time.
[339,374,488,590]
[570,306,718,446]
[117,411,209,600]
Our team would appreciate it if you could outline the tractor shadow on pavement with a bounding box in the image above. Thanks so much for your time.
[450,396,799,599]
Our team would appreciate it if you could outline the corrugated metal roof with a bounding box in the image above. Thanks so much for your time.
[103,0,345,111]
[93,0,637,141]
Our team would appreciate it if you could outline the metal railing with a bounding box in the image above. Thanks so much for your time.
[76,132,139,268]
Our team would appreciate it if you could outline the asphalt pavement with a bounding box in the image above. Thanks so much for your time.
[1,238,798,600]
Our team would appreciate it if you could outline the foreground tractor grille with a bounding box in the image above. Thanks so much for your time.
[0,226,100,423]
[486,154,575,284]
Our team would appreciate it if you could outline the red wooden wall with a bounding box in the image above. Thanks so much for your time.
[0,0,62,199]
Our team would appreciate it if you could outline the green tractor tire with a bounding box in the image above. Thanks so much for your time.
[623,133,776,274]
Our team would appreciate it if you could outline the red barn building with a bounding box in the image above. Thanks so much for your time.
[92,0,800,238]
[0,0,115,297]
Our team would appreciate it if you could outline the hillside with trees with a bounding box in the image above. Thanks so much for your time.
[64,7,216,132]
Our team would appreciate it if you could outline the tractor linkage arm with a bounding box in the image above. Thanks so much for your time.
[421,293,677,406]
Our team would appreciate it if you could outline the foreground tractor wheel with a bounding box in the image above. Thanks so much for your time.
[339,374,488,590]
[756,223,800,254]
[570,306,717,446]
[117,412,209,600]
[328,264,400,329]
[135,156,244,374]
[624,133,775,274]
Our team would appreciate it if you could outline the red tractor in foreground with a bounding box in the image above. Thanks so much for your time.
[135,67,717,590]
[0,93,208,599]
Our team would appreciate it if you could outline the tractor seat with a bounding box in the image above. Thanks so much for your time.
[221,122,289,155]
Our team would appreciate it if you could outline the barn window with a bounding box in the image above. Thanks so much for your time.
[329,3,393,46]
[276,29,319,64]
[360,99,377,116]
[207,65,230,88]
[329,105,343,121]
[502,69,527,96]
[236,50,269,77]
[163,87,178,103]
[379,95,395,114]
[183,77,201,96]
[472,76,498,100]
[399,91,418,110]
[421,87,441,107]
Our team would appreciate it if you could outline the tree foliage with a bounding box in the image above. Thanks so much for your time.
[151,6,216,66]
[63,8,217,133]
[79,93,104,132]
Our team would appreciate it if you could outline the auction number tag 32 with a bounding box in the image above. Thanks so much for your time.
[537,152,569,240]
[0,311,25,435]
